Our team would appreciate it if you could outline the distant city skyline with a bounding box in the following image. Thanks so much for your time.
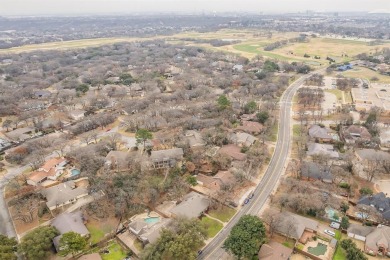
[0,0,389,16]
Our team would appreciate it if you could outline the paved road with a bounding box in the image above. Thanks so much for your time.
[199,71,321,260]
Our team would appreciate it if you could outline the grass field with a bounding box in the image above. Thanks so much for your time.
[100,241,127,260]
[208,206,236,222]
[0,36,163,54]
[333,245,346,260]
[340,66,390,84]
[201,216,223,238]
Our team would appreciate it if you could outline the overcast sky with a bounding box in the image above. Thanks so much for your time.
[1,0,390,16]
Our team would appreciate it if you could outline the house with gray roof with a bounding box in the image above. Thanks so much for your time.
[184,130,205,148]
[51,211,89,251]
[301,161,332,183]
[307,143,339,158]
[258,241,293,260]
[358,192,390,220]
[40,179,89,211]
[5,127,35,141]
[356,149,390,162]
[170,191,210,219]
[229,132,257,147]
[150,148,184,169]
[273,211,319,243]
[308,125,335,143]
[341,125,372,144]
[365,225,390,256]
[347,224,375,242]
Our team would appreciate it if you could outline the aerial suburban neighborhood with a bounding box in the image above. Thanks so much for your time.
[0,2,390,260]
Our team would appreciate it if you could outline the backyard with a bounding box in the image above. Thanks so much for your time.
[86,216,118,244]
[99,241,128,260]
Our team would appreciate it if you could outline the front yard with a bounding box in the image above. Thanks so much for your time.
[208,206,236,222]
[200,216,223,238]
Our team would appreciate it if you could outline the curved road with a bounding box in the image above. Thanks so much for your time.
[199,71,321,260]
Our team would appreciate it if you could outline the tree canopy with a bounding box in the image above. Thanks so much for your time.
[135,128,153,149]
[244,101,257,114]
[141,218,207,260]
[256,111,269,124]
[18,226,59,260]
[59,231,87,256]
[223,215,266,259]
[340,239,367,260]
[0,234,17,260]
[217,95,231,110]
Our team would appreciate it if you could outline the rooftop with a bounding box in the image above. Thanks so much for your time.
[170,191,210,219]
[41,180,88,208]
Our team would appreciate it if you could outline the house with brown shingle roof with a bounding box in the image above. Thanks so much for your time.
[341,125,372,144]
[218,144,247,161]
[196,171,236,193]
[258,241,293,260]
[236,121,263,135]
[27,157,67,186]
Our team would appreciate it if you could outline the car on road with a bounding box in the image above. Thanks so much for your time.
[249,191,254,199]
[242,198,250,206]
[324,229,335,237]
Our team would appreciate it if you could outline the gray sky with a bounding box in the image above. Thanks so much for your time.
[0,0,389,16]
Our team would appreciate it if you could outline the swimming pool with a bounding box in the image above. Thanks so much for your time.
[71,169,81,176]
[144,217,160,224]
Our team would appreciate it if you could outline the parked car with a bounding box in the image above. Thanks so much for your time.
[249,191,255,199]
[330,222,340,229]
[242,198,250,206]
[324,229,335,237]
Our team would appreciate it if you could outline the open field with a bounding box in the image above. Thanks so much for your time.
[0,36,163,54]
[1,29,390,69]
[339,66,390,84]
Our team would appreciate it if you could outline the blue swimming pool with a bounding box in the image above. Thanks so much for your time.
[144,217,160,224]
[71,169,81,176]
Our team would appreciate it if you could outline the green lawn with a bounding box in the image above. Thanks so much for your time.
[293,124,302,137]
[282,240,295,249]
[233,44,305,62]
[87,224,106,244]
[208,206,236,222]
[325,89,343,101]
[101,241,127,260]
[201,216,223,238]
[268,121,279,142]
[333,244,346,260]
[335,230,342,241]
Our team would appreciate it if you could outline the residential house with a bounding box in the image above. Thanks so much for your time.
[129,218,172,244]
[356,149,390,163]
[273,211,319,243]
[307,143,339,158]
[27,157,67,186]
[365,225,390,256]
[68,109,86,121]
[240,113,257,121]
[40,179,89,211]
[258,241,293,260]
[105,151,130,171]
[229,132,257,147]
[301,161,333,183]
[357,192,390,220]
[218,144,247,161]
[196,170,236,193]
[341,125,372,145]
[150,148,184,169]
[232,64,244,72]
[236,121,263,135]
[5,127,35,142]
[170,191,210,219]
[184,130,205,148]
[347,224,375,242]
[51,211,90,251]
[308,125,335,143]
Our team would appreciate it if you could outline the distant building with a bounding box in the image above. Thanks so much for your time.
[301,161,332,183]
[341,125,372,144]
[337,64,353,71]
[27,157,67,186]
[308,125,335,143]
[357,192,390,220]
